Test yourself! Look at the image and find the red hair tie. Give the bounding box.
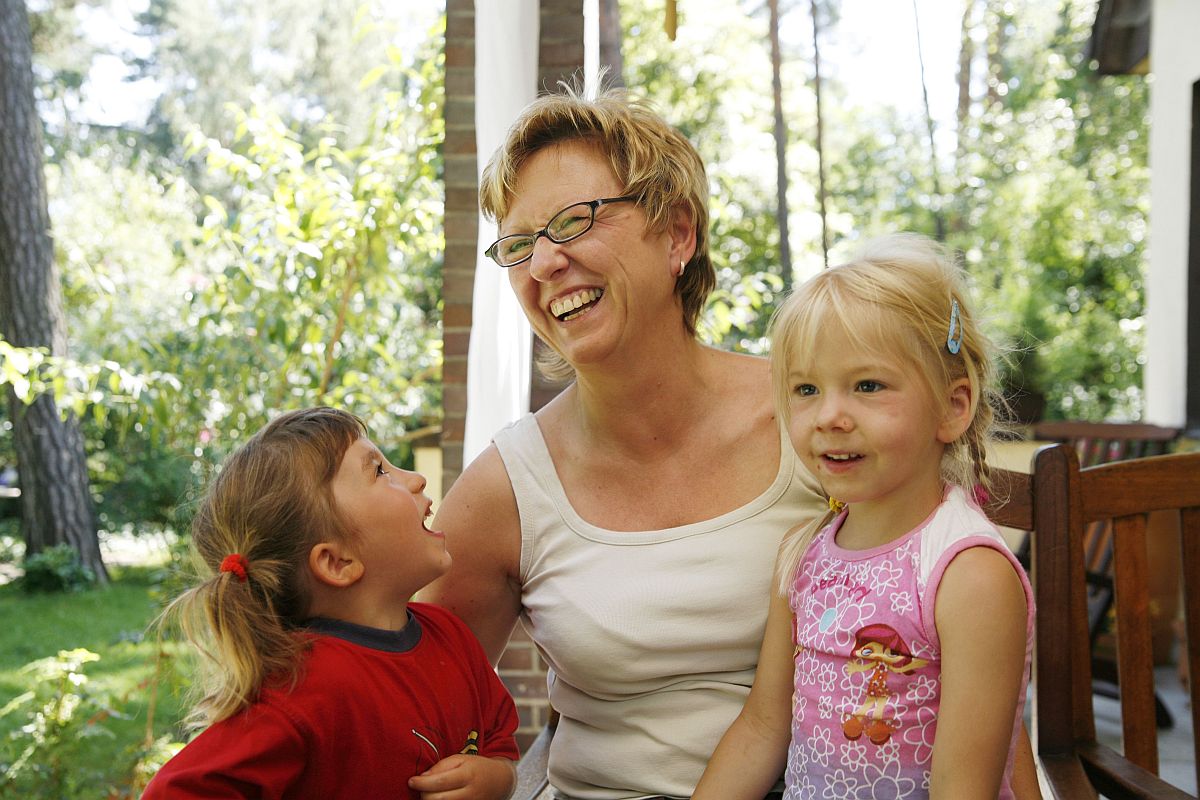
[220,553,249,582]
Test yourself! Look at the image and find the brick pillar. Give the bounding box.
[539,0,585,92]
[442,0,586,754]
[441,0,476,492]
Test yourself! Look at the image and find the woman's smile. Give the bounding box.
[549,287,604,321]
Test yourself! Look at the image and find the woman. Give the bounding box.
[421,89,1040,800]
[421,88,820,799]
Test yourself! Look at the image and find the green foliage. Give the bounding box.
[7,5,447,538]
[178,78,443,453]
[622,0,794,351]
[0,649,112,797]
[0,568,192,797]
[943,0,1148,420]
[19,544,97,594]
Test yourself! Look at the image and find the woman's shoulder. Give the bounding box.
[705,348,778,431]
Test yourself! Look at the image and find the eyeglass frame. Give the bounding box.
[483,195,640,268]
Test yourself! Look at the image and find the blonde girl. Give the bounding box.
[695,235,1035,799]
[144,407,518,799]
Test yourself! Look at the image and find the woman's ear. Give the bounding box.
[666,205,697,270]
[938,377,974,444]
[308,541,364,588]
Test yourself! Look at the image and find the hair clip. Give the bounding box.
[828,497,846,513]
[220,553,249,582]
[946,299,963,355]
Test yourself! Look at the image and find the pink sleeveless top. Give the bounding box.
[784,485,1034,799]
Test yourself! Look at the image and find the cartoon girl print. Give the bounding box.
[843,623,928,745]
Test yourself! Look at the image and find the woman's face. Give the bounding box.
[499,140,688,370]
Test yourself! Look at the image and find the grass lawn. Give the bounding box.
[0,565,193,799]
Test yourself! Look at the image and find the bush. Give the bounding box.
[0,649,114,798]
[19,544,96,593]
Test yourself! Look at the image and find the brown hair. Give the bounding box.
[769,234,1008,594]
[160,407,365,728]
[480,85,714,377]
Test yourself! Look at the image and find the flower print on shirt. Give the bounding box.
[877,738,902,766]
[797,648,821,688]
[890,590,914,616]
[870,560,904,592]
[806,725,837,769]
[840,737,870,772]
[818,662,839,694]
[817,694,836,720]
[904,673,939,705]
[799,574,879,653]
[901,704,938,766]
[855,758,919,800]
[822,769,861,799]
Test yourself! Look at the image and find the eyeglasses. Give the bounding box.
[484,195,639,268]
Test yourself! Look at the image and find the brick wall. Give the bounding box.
[441,0,475,493]
[441,0,585,755]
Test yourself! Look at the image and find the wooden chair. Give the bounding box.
[1027,443,1200,799]
[1021,423,1181,728]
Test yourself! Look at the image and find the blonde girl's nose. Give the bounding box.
[816,395,852,430]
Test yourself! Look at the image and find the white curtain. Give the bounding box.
[463,0,539,465]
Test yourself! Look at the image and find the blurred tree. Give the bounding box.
[0,0,105,580]
[2,3,444,538]
[947,0,1148,420]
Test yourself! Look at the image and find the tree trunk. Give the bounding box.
[956,0,975,153]
[0,0,106,582]
[912,0,946,242]
[809,0,829,269]
[768,0,792,290]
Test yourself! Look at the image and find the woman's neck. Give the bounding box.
[567,336,723,451]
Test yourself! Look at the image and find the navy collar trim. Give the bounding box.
[302,610,422,653]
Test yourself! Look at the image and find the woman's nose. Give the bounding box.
[526,236,569,283]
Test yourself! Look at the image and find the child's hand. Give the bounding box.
[408,754,517,800]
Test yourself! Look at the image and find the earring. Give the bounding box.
[677,260,687,277]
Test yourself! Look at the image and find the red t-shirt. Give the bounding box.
[143,603,518,799]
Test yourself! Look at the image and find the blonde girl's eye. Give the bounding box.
[794,383,817,397]
[856,380,884,394]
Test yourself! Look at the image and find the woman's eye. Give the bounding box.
[375,463,388,477]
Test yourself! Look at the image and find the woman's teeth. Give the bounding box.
[551,288,603,321]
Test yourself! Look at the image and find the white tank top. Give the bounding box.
[494,414,824,799]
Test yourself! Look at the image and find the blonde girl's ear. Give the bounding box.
[937,377,974,445]
[308,541,364,588]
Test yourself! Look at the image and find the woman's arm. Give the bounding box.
[930,547,1029,799]
[692,587,795,800]
[417,445,523,664]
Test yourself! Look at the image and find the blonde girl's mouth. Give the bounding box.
[550,288,603,321]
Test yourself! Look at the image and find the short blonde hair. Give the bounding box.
[769,234,1006,593]
[480,87,714,352]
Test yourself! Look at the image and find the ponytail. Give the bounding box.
[157,408,364,728]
